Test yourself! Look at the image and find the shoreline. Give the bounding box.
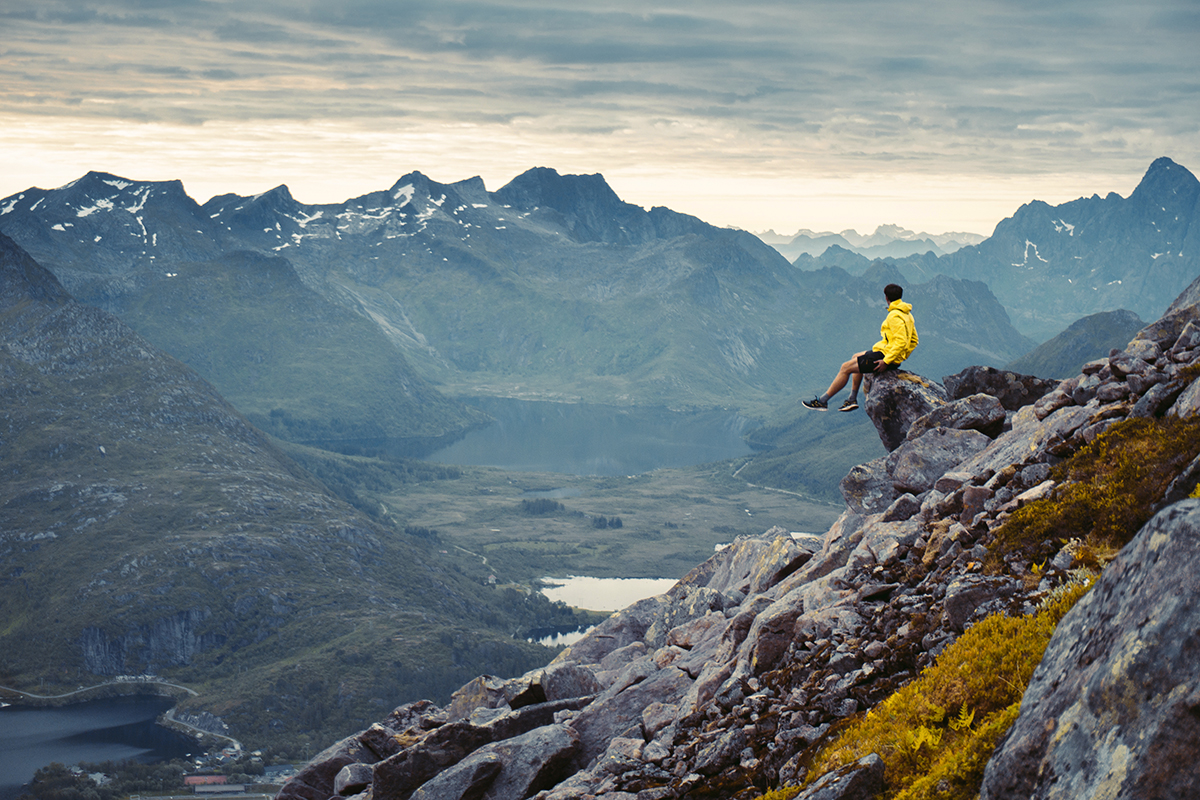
[0,679,197,708]
[1,679,245,755]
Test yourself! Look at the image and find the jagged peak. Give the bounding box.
[65,170,189,199]
[494,167,626,212]
[1130,156,1199,203]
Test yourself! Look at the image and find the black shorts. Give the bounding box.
[857,350,898,374]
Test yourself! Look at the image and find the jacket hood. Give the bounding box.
[889,299,913,314]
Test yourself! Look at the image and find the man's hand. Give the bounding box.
[874,359,889,372]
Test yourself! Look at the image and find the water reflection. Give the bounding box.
[539,576,678,613]
[0,696,193,800]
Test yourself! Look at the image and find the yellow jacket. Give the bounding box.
[873,299,918,365]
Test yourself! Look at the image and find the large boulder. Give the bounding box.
[792,754,885,800]
[905,393,1007,441]
[673,528,814,598]
[886,427,992,495]
[278,732,381,800]
[863,371,950,451]
[942,366,1059,411]
[839,456,897,516]
[981,500,1200,800]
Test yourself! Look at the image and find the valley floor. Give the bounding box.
[379,460,843,588]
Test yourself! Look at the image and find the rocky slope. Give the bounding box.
[278,274,1200,798]
[0,233,580,750]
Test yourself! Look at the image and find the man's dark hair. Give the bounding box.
[884,283,903,302]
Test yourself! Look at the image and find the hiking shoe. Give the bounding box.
[802,397,828,410]
[839,399,859,412]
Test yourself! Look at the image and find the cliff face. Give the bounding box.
[279,274,1200,800]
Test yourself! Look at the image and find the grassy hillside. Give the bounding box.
[0,238,584,753]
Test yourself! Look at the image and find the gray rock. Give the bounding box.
[839,456,897,515]
[981,501,1200,800]
[942,575,1021,632]
[1123,337,1161,362]
[1167,376,1200,418]
[863,370,950,451]
[409,753,502,800]
[956,404,1093,479]
[693,728,748,775]
[933,470,971,494]
[960,485,992,523]
[446,676,510,720]
[881,492,922,522]
[775,510,869,593]
[597,641,647,673]
[942,366,1059,411]
[1169,320,1200,355]
[569,665,693,764]
[906,393,1007,441]
[476,725,580,800]
[360,722,405,761]
[1131,303,1200,348]
[277,732,380,800]
[794,754,885,800]
[674,528,811,598]
[1107,352,1152,378]
[1129,377,1187,418]
[556,596,665,666]
[1071,373,1101,404]
[1031,387,1074,420]
[334,764,374,796]
[643,585,728,649]
[1019,462,1052,487]
[1094,380,1130,403]
[887,427,992,495]
[372,721,496,800]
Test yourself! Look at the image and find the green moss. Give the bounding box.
[777,580,1091,800]
[992,415,1200,565]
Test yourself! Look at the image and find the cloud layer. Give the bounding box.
[2,0,1198,232]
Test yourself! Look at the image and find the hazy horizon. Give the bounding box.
[2,0,1196,235]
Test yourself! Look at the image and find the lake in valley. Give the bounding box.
[0,696,195,800]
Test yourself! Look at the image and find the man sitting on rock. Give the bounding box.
[803,283,919,411]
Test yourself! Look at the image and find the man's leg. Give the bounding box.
[815,351,866,402]
[805,351,867,410]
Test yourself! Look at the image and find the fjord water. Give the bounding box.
[0,696,194,799]
[425,398,755,474]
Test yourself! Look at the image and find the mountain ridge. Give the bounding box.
[1,167,1035,428]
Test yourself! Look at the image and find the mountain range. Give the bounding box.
[755,225,986,262]
[796,157,1200,343]
[0,167,1035,459]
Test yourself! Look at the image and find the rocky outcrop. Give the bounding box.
[942,365,1059,411]
[280,288,1200,800]
[861,370,949,451]
[981,500,1200,799]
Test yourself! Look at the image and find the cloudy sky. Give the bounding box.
[2,0,1197,236]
